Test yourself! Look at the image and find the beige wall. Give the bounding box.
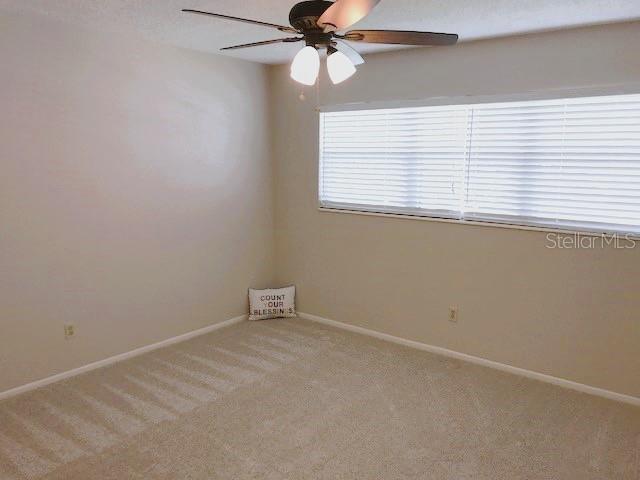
[0,11,275,392]
[270,22,640,398]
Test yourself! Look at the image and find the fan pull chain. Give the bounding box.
[315,71,321,112]
[296,73,321,110]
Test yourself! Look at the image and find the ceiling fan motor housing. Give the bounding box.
[289,1,334,33]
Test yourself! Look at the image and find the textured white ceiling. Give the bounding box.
[1,0,639,64]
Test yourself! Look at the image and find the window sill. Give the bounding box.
[318,206,640,241]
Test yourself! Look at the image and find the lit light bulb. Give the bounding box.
[327,50,356,85]
[290,46,320,86]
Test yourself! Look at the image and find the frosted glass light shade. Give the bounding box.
[290,46,320,86]
[327,50,356,85]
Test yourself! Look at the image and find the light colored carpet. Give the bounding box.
[0,318,638,479]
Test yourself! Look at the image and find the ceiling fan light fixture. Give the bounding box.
[290,46,320,86]
[327,49,357,85]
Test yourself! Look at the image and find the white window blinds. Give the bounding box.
[319,93,640,235]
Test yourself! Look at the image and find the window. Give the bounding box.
[319,93,640,235]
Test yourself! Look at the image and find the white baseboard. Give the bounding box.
[4,312,637,407]
[0,315,246,402]
[298,312,640,407]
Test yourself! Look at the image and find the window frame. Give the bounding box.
[318,86,640,239]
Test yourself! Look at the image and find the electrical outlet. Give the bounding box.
[64,324,75,339]
[448,307,458,323]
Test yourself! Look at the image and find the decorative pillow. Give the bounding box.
[248,286,296,321]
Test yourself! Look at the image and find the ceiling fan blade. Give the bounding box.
[334,40,365,65]
[317,0,381,33]
[344,30,459,46]
[182,9,298,34]
[220,37,304,51]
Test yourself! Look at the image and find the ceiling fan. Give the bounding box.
[183,0,458,86]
